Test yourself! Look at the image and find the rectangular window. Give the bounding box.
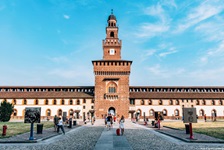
[109,87,116,93]
[129,99,135,105]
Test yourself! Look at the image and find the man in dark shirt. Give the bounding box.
[106,114,112,130]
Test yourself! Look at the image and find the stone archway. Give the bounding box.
[108,107,116,116]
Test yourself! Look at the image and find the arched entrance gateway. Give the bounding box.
[108,107,116,116]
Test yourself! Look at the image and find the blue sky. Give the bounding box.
[0,0,224,86]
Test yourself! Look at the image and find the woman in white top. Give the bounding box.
[119,115,125,135]
[57,117,65,134]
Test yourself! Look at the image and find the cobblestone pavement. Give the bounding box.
[125,121,224,150]
[0,123,104,150]
[136,121,224,143]
[1,120,224,150]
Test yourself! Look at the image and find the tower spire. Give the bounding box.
[111,9,113,14]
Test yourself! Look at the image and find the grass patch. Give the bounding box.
[0,121,54,138]
[161,120,224,140]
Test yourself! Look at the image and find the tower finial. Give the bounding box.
[111,9,113,14]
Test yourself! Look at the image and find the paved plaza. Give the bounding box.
[1,119,224,150]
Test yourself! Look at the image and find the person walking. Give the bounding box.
[106,113,112,130]
[54,115,59,132]
[113,115,116,124]
[91,116,95,125]
[57,117,65,134]
[204,114,207,122]
[119,115,125,136]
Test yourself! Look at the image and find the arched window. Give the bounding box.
[202,100,206,105]
[169,100,173,105]
[211,100,215,105]
[69,99,73,105]
[220,100,223,105]
[46,109,51,116]
[175,100,179,105]
[196,100,199,105]
[53,99,57,105]
[69,109,73,116]
[130,99,135,105]
[159,100,162,105]
[141,99,144,105]
[45,99,49,105]
[13,109,17,116]
[13,99,16,105]
[108,82,117,93]
[149,109,154,116]
[35,99,38,105]
[58,109,62,116]
[148,100,152,105]
[61,99,65,105]
[77,100,80,105]
[199,109,204,116]
[91,99,94,103]
[136,109,141,117]
[163,109,167,116]
[83,99,86,103]
[174,109,179,116]
[23,99,27,105]
[110,31,114,37]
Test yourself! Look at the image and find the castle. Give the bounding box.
[1,12,224,120]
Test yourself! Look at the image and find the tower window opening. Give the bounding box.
[109,87,116,93]
[108,83,117,93]
[110,32,114,37]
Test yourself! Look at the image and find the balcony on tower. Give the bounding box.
[103,39,122,46]
[104,93,119,100]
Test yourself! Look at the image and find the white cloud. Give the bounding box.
[189,67,224,82]
[136,23,169,38]
[47,56,69,63]
[146,49,156,56]
[135,3,171,39]
[48,65,93,82]
[175,1,224,33]
[198,40,224,65]
[146,64,163,76]
[63,14,70,19]
[144,4,167,23]
[195,19,224,42]
[162,0,177,9]
[158,47,177,57]
[157,43,178,58]
[195,17,224,65]
[145,64,185,78]
[140,49,156,62]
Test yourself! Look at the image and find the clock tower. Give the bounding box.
[92,11,132,118]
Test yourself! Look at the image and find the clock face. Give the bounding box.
[110,49,115,55]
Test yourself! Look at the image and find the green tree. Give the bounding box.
[0,100,14,122]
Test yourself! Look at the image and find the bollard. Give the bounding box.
[2,125,7,136]
[158,119,160,130]
[144,121,147,125]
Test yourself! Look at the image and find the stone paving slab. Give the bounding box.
[94,121,133,150]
